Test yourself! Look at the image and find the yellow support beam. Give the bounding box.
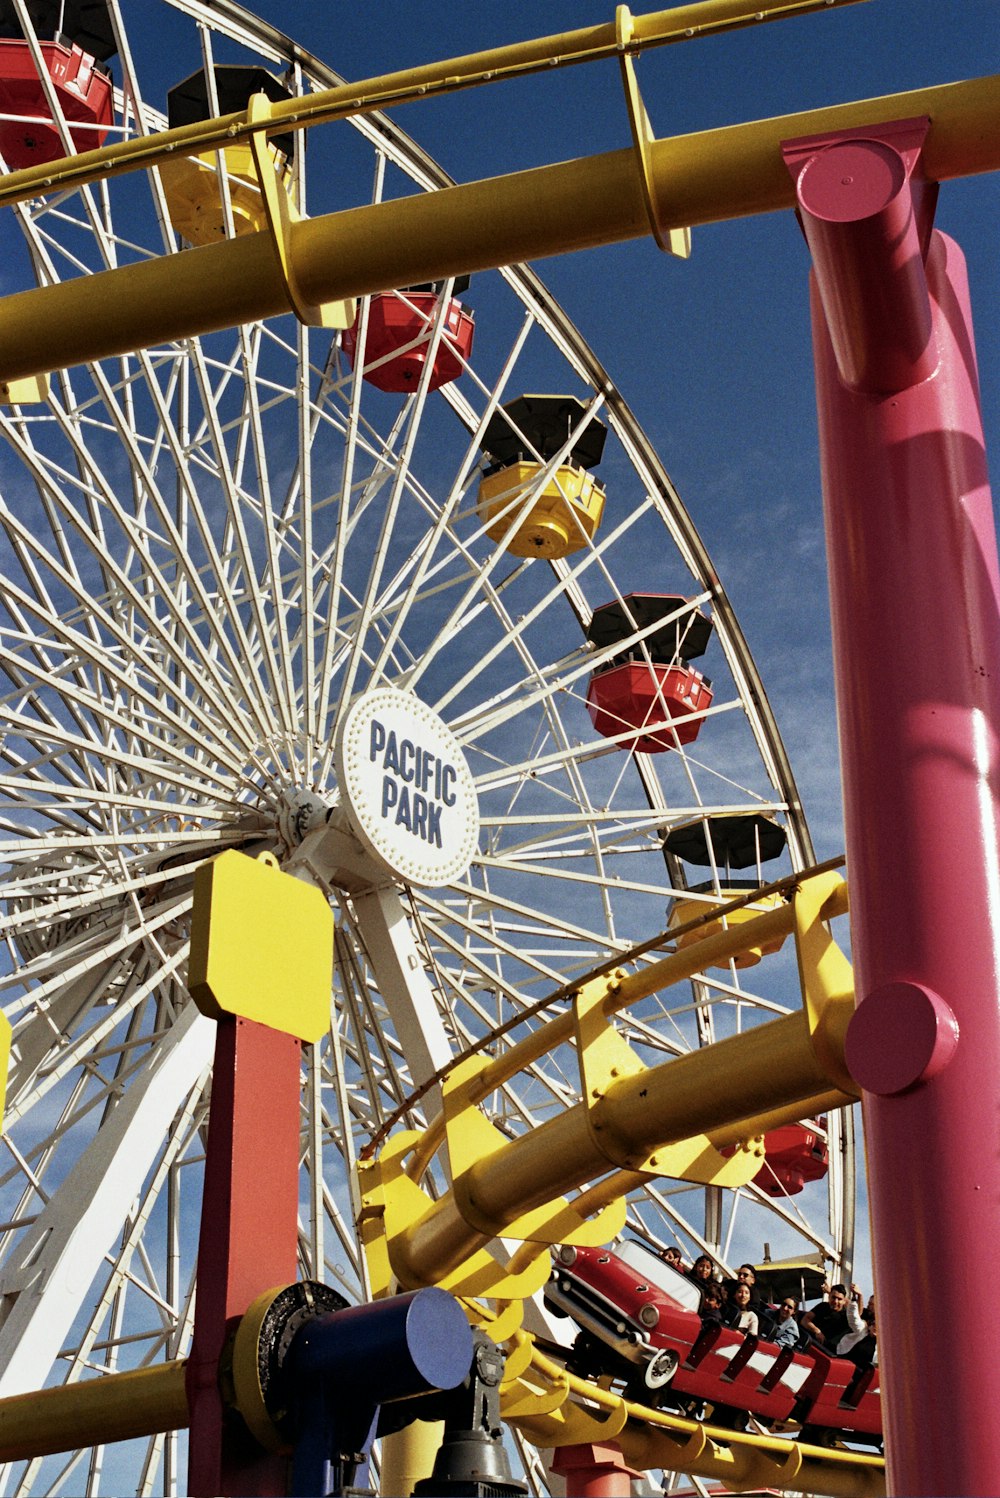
[0,72,995,386]
[0,0,867,211]
[0,1361,188,1462]
[393,1008,858,1283]
[614,1407,884,1498]
[404,873,849,1182]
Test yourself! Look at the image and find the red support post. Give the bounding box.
[550,1441,639,1497]
[186,1016,302,1496]
[785,125,1000,1495]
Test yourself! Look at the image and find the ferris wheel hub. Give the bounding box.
[276,788,338,851]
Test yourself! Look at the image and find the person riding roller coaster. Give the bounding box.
[800,1282,855,1350]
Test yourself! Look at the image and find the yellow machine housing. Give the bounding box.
[160,141,291,246]
[477,461,605,559]
[668,889,788,970]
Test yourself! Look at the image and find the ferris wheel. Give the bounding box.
[0,1,855,1492]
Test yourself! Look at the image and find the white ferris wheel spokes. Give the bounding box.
[0,2,852,1492]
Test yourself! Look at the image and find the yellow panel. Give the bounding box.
[187,850,333,1042]
[443,1054,625,1245]
[793,869,856,1094]
[460,1296,524,1344]
[359,1129,550,1304]
[617,10,692,259]
[500,1371,570,1421]
[499,1330,535,1386]
[0,1009,11,1134]
[0,374,48,405]
[574,977,764,1184]
[537,1393,629,1446]
[246,93,356,330]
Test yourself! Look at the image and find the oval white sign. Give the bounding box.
[335,688,479,887]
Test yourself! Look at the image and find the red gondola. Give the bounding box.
[0,37,111,167]
[586,660,713,752]
[752,1122,829,1197]
[586,594,714,752]
[342,288,475,393]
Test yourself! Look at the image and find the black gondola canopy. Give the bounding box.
[481,394,607,471]
[404,276,471,296]
[664,813,787,869]
[586,594,713,663]
[0,0,115,58]
[168,65,296,159]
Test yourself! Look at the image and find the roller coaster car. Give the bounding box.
[544,1240,881,1443]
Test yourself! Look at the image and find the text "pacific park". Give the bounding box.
[370,718,459,848]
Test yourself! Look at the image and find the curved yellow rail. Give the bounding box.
[365,869,885,1493]
[503,1337,884,1498]
[360,871,855,1297]
[0,869,879,1493]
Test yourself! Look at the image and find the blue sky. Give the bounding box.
[241,0,999,864]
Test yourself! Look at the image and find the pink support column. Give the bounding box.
[550,1442,639,1497]
[784,124,1000,1495]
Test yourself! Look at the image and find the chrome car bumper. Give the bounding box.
[544,1271,652,1366]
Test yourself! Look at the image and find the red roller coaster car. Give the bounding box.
[544,1240,881,1445]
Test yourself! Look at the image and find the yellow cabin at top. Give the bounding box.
[160,65,295,246]
[476,394,608,560]
[668,886,788,970]
[477,460,605,559]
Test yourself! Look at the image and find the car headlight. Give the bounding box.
[638,1303,660,1328]
[555,1245,577,1267]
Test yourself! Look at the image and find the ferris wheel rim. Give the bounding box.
[0,5,855,1492]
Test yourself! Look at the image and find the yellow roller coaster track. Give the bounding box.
[0,0,996,393]
[503,1335,883,1498]
[356,867,885,1494]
